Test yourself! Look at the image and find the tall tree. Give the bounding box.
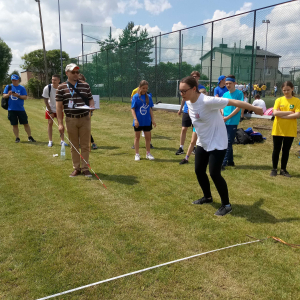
[21,49,70,85]
[0,38,13,85]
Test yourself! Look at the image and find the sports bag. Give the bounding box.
[235,128,253,145]
[1,85,12,110]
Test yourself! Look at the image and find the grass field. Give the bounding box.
[1,99,300,299]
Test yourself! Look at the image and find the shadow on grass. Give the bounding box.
[234,164,271,170]
[97,146,120,150]
[21,141,48,146]
[152,135,174,140]
[211,199,300,224]
[91,172,139,185]
[154,158,179,163]
[154,147,178,152]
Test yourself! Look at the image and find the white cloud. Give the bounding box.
[172,22,187,32]
[144,0,171,15]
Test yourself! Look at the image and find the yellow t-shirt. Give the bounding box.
[253,84,257,91]
[262,85,266,91]
[272,96,300,137]
[131,87,138,98]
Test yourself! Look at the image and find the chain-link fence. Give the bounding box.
[70,0,300,103]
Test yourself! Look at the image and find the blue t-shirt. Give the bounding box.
[131,93,154,127]
[183,84,205,113]
[4,84,27,111]
[214,86,228,98]
[223,89,244,125]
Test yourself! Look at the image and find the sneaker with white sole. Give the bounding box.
[60,141,68,146]
[135,154,140,161]
[48,141,53,147]
[146,153,155,160]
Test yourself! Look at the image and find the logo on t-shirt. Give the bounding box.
[290,104,295,109]
[11,95,19,100]
[140,104,148,115]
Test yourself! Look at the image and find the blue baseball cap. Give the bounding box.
[218,75,226,85]
[11,74,19,80]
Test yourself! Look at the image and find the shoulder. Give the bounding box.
[78,80,90,88]
[58,82,67,90]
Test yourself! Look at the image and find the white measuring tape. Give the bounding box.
[36,239,261,300]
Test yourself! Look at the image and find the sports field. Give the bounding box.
[1,99,300,299]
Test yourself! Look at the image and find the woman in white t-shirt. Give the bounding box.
[180,76,263,216]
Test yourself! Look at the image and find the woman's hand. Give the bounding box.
[252,106,263,116]
[134,119,139,128]
[152,121,156,128]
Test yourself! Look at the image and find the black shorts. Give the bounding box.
[8,110,28,126]
[134,123,153,132]
[182,112,192,127]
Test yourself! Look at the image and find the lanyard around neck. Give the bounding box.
[67,82,77,97]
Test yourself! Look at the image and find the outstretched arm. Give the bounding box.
[227,99,263,115]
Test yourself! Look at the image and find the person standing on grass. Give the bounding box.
[42,74,68,147]
[214,75,228,98]
[240,91,249,120]
[56,63,95,178]
[176,71,205,155]
[180,88,207,165]
[131,80,156,161]
[3,74,36,143]
[274,84,278,97]
[262,83,267,98]
[221,75,244,170]
[270,81,300,178]
[78,73,98,150]
[180,76,263,216]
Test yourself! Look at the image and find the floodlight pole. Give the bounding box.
[262,19,270,84]
[35,0,49,84]
[58,0,64,82]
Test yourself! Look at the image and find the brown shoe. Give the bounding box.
[69,170,81,177]
[82,170,92,177]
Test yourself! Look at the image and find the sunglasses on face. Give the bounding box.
[71,70,79,74]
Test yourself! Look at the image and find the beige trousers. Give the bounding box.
[65,115,91,171]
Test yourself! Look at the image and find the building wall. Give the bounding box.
[20,71,34,86]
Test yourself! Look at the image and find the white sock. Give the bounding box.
[180,145,184,149]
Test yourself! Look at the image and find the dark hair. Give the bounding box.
[243,91,248,97]
[52,74,60,80]
[190,71,201,77]
[78,73,86,82]
[180,76,200,94]
[226,74,235,80]
[138,80,149,105]
[282,81,294,96]
[255,94,261,99]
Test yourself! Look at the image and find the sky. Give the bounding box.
[0,0,299,74]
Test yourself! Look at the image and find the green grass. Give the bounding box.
[1,99,300,300]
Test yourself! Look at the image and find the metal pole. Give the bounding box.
[81,24,84,72]
[209,22,214,95]
[237,40,241,82]
[36,0,49,84]
[249,11,257,104]
[178,30,182,104]
[155,36,158,103]
[201,36,203,74]
[159,32,161,64]
[121,47,123,102]
[107,49,110,100]
[262,20,270,84]
[220,38,223,76]
[58,0,64,82]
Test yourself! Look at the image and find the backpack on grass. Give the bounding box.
[235,128,253,145]
[1,85,12,110]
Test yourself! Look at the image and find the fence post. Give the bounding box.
[249,10,256,104]
[155,36,158,103]
[121,47,123,102]
[178,30,182,104]
[209,22,214,95]
[107,49,110,100]
[201,36,203,75]
[135,41,138,86]
[159,32,161,64]
[96,53,99,96]
[81,24,84,73]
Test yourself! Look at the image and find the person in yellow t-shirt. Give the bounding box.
[261,83,267,97]
[253,83,258,97]
[131,86,154,149]
[270,81,300,177]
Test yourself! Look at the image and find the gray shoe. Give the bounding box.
[193,197,213,205]
[214,205,232,216]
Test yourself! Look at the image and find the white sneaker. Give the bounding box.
[135,154,140,161]
[48,141,53,147]
[146,153,155,160]
[142,131,145,137]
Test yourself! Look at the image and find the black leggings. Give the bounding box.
[195,146,230,205]
[272,136,294,170]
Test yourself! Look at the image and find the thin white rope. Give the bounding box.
[44,107,106,187]
[36,239,261,300]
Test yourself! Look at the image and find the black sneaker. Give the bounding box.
[214,205,232,216]
[175,147,184,155]
[193,197,213,205]
[28,136,36,142]
[270,169,277,177]
[192,147,196,155]
[179,158,189,165]
[15,137,20,143]
[228,162,235,167]
[280,169,291,177]
[150,144,154,149]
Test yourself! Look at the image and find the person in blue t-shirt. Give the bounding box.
[3,74,36,143]
[176,71,205,155]
[131,80,156,161]
[221,75,243,170]
[214,75,228,98]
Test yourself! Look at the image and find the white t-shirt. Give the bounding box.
[244,97,249,103]
[238,84,244,91]
[42,84,57,112]
[186,94,229,151]
[252,99,266,113]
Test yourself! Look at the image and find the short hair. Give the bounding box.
[226,75,235,80]
[255,94,260,99]
[180,76,200,94]
[190,71,201,77]
[52,74,60,79]
[78,73,86,82]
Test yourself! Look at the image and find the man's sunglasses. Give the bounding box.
[71,70,79,74]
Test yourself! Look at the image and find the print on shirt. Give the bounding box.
[140,104,149,115]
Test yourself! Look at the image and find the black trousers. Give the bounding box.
[272,136,294,170]
[195,146,230,205]
[91,135,94,143]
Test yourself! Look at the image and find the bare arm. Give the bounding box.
[281,112,300,119]
[43,98,52,112]
[227,99,263,115]
[17,95,27,100]
[223,107,240,122]
[56,101,64,134]
[150,108,156,127]
[273,109,293,117]
[89,98,95,108]
[178,98,185,115]
[131,108,139,128]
